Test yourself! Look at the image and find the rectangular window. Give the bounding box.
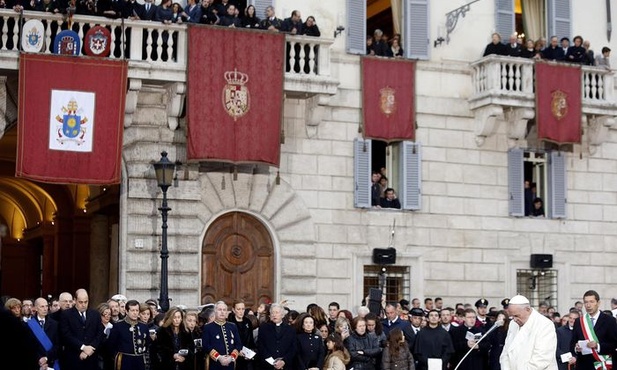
[508,148,566,218]
[516,268,558,309]
[354,139,421,210]
[364,265,410,305]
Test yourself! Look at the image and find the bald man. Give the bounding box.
[500,295,557,370]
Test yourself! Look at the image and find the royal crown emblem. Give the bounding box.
[379,86,396,116]
[551,90,568,120]
[54,97,89,145]
[222,68,250,120]
[53,30,81,55]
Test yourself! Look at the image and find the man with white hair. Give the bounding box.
[500,295,558,370]
[256,303,296,370]
[202,301,242,370]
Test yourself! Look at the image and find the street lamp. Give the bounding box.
[153,151,175,312]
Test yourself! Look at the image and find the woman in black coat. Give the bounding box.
[228,300,256,370]
[241,5,261,28]
[150,307,195,370]
[294,313,326,370]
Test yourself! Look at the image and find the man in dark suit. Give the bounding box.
[0,306,40,370]
[449,308,488,370]
[257,303,296,370]
[383,303,416,350]
[506,33,522,57]
[60,288,105,370]
[29,297,61,369]
[135,0,157,20]
[570,290,617,370]
[557,310,578,370]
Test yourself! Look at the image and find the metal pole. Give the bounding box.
[158,186,171,312]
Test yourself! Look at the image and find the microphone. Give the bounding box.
[453,319,504,370]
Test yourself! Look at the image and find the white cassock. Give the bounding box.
[500,308,558,370]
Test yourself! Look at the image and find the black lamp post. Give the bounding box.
[153,151,175,312]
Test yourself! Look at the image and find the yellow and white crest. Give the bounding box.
[550,90,568,120]
[379,87,396,116]
[222,68,250,121]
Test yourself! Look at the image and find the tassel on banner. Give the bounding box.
[363,141,367,152]
[275,171,280,185]
[221,175,226,190]
[412,143,417,154]
[386,145,390,156]
[233,166,238,181]
[280,128,285,144]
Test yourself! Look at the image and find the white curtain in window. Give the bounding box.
[391,0,401,35]
[521,0,546,40]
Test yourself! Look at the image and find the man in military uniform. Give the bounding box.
[106,299,151,370]
[202,301,242,370]
[475,299,490,327]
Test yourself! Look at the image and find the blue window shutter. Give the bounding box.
[249,0,273,18]
[404,0,429,60]
[508,148,524,217]
[495,0,514,41]
[347,0,366,54]
[548,151,567,218]
[547,0,571,39]
[354,138,372,208]
[400,141,422,210]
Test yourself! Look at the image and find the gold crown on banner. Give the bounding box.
[224,68,249,85]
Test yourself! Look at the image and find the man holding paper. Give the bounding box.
[570,290,617,370]
[499,295,557,370]
[556,310,579,370]
[202,301,243,370]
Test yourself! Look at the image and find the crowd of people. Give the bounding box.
[483,32,611,69]
[1,0,321,36]
[371,169,401,209]
[366,29,404,58]
[3,289,617,370]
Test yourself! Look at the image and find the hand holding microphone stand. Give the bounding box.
[453,319,504,370]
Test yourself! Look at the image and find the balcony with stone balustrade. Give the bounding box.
[468,55,616,152]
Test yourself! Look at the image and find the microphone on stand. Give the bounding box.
[453,319,504,370]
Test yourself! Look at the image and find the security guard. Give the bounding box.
[474,299,489,327]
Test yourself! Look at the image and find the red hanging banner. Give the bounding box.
[362,57,416,142]
[535,62,582,145]
[16,53,127,184]
[186,26,285,166]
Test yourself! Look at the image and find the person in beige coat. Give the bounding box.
[324,335,349,370]
[500,295,558,370]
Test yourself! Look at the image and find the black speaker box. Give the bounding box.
[530,254,553,269]
[373,247,396,265]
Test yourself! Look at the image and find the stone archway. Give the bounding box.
[202,212,274,308]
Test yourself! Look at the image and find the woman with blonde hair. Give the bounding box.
[150,306,195,370]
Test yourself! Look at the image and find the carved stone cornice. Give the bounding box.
[124,78,142,128]
[166,82,186,131]
[504,107,535,148]
[586,115,616,155]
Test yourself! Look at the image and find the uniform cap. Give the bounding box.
[475,299,488,308]
[410,308,425,317]
[111,294,127,302]
[501,298,510,308]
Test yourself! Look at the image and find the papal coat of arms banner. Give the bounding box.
[16,53,127,184]
[361,56,416,143]
[186,25,285,166]
[535,62,582,145]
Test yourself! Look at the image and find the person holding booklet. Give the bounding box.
[202,301,243,370]
[570,290,617,370]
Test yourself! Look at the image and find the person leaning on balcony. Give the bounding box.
[302,16,321,37]
[241,4,261,28]
[506,33,522,57]
[565,35,586,63]
[482,32,507,57]
[219,4,241,27]
[135,0,157,20]
[199,0,217,25]
[34,0,60,13]
[281,9,303,35]
[541,36,565,61]
[595,46,611,69]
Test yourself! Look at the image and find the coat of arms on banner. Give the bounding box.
[379,87,396,116]
[222,68,250,121]
[53,30,81,55]
[21,19,45,53]
[49,90,95,152]
[551,90,568,120]
[85,26,111,57]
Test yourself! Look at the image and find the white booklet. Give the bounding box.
[578,340,593,355]
[428,358,442,370]
[241,346,256,360]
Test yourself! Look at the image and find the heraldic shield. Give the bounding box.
[62,114,82,138]
[222,69,250,120]
[85,26,111,57]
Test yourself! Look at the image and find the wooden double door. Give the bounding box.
[201,212,274,309]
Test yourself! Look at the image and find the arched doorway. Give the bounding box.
[202,212,274,308]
